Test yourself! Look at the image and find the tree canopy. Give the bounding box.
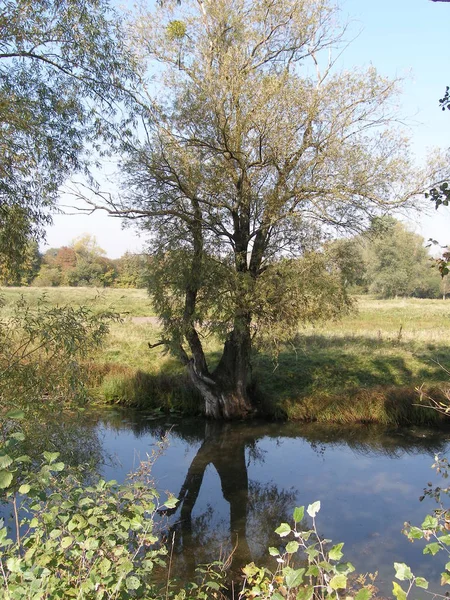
[0,0,135,274]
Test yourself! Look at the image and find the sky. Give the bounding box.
[44,0,450,258]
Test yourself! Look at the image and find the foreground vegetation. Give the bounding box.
[2,288,450,424]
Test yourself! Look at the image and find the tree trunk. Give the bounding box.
[185,319,255,419]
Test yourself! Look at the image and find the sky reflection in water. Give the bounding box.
[96,413,450,596]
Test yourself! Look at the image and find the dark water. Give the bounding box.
[4,411,450,596]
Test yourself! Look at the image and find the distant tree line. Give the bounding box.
[326,216,449,299]
[0,234,149,288]
[1,222,446,298]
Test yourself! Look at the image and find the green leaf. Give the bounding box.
[407,527,423,540]
[329,543,344,561]
[18,484,31,494]
[0,470,13,489]
[6,557,21,573]
[394,563,413,581]
[329,574,347,590]
[99,558,112,575]
[424,542,440,556]
[5,409,25,420]
[0,455,13,469]
[415,577,428,589]
[296,586,314,600]
[441,572,450,586]
[285,567,305,588]
[10,432,25,442]
[206,581,221,591]
[126,576,141,591]
[293,507,304,523]
[392,582,407,600]
[355,588,372,600]
[268,547,280,556]
[163,496,178,510]
[421,515,438,529]
[306,565,319,577]
[61,536,73,549]
[439,534,450,545]
[286,541,299,554]
[43,452,60,464]
[275,523,291,537]
[307,501,320,518]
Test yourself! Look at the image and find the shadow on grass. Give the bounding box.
[252,334,450,425]
[90,333,450,425]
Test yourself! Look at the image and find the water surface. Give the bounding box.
[96,412,450,596]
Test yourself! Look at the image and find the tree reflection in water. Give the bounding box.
[161,421,297,583]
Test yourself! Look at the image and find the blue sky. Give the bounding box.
[45,0,450,257]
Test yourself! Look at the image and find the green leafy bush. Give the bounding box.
[0,294,118,412]
[0,422,226,599]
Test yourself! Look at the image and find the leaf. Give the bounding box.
[407,527,423,540]
[18,484,31,494]
[5,409,25,420]
[423,542,440,556]
[293,507,304,523]
[126,576,141,591]
[0,455,13,469]
[286,541,299,554]
[329,543,344,561]
[394,563,413,581]
[6,557,21,573]
[43,451,60,464]
[441,572,450,586]
[268,547,280,556]
[329,574,347,590]
[206,581,221,591]
[355,588,372,600]
[61,536,73,549]
[392,582,407,600]
[421,515,438,529]
[285,567,305,588]
[275,523,291,537]
[415,577,428,589]
[307,501,320,518]
[296,586,314,600]
[0,470,13,489]
[163,495,178,510]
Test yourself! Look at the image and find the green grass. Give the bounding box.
[0,286,155,317]
[3,288,450,423]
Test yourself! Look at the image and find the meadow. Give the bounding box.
[2,287,450,424]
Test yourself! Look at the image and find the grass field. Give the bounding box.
[3,287,450,423]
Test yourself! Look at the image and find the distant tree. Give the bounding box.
[33,235,118,287]
[114,252,150,288]
[363,218,441,298]
[324,238,367,290]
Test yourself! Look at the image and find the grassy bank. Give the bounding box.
[2,288,450,424]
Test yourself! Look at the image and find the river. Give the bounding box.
[3,410,450,597]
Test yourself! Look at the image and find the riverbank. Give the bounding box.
[2,287,450,424]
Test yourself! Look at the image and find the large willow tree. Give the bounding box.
[96,0,433,418]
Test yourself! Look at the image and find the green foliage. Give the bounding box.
[363,218,441,299]
[239,502,372,600]
[0,423,226,599]
[114,253,150,289]
[0,294,117,411]
[0,0,136,278]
